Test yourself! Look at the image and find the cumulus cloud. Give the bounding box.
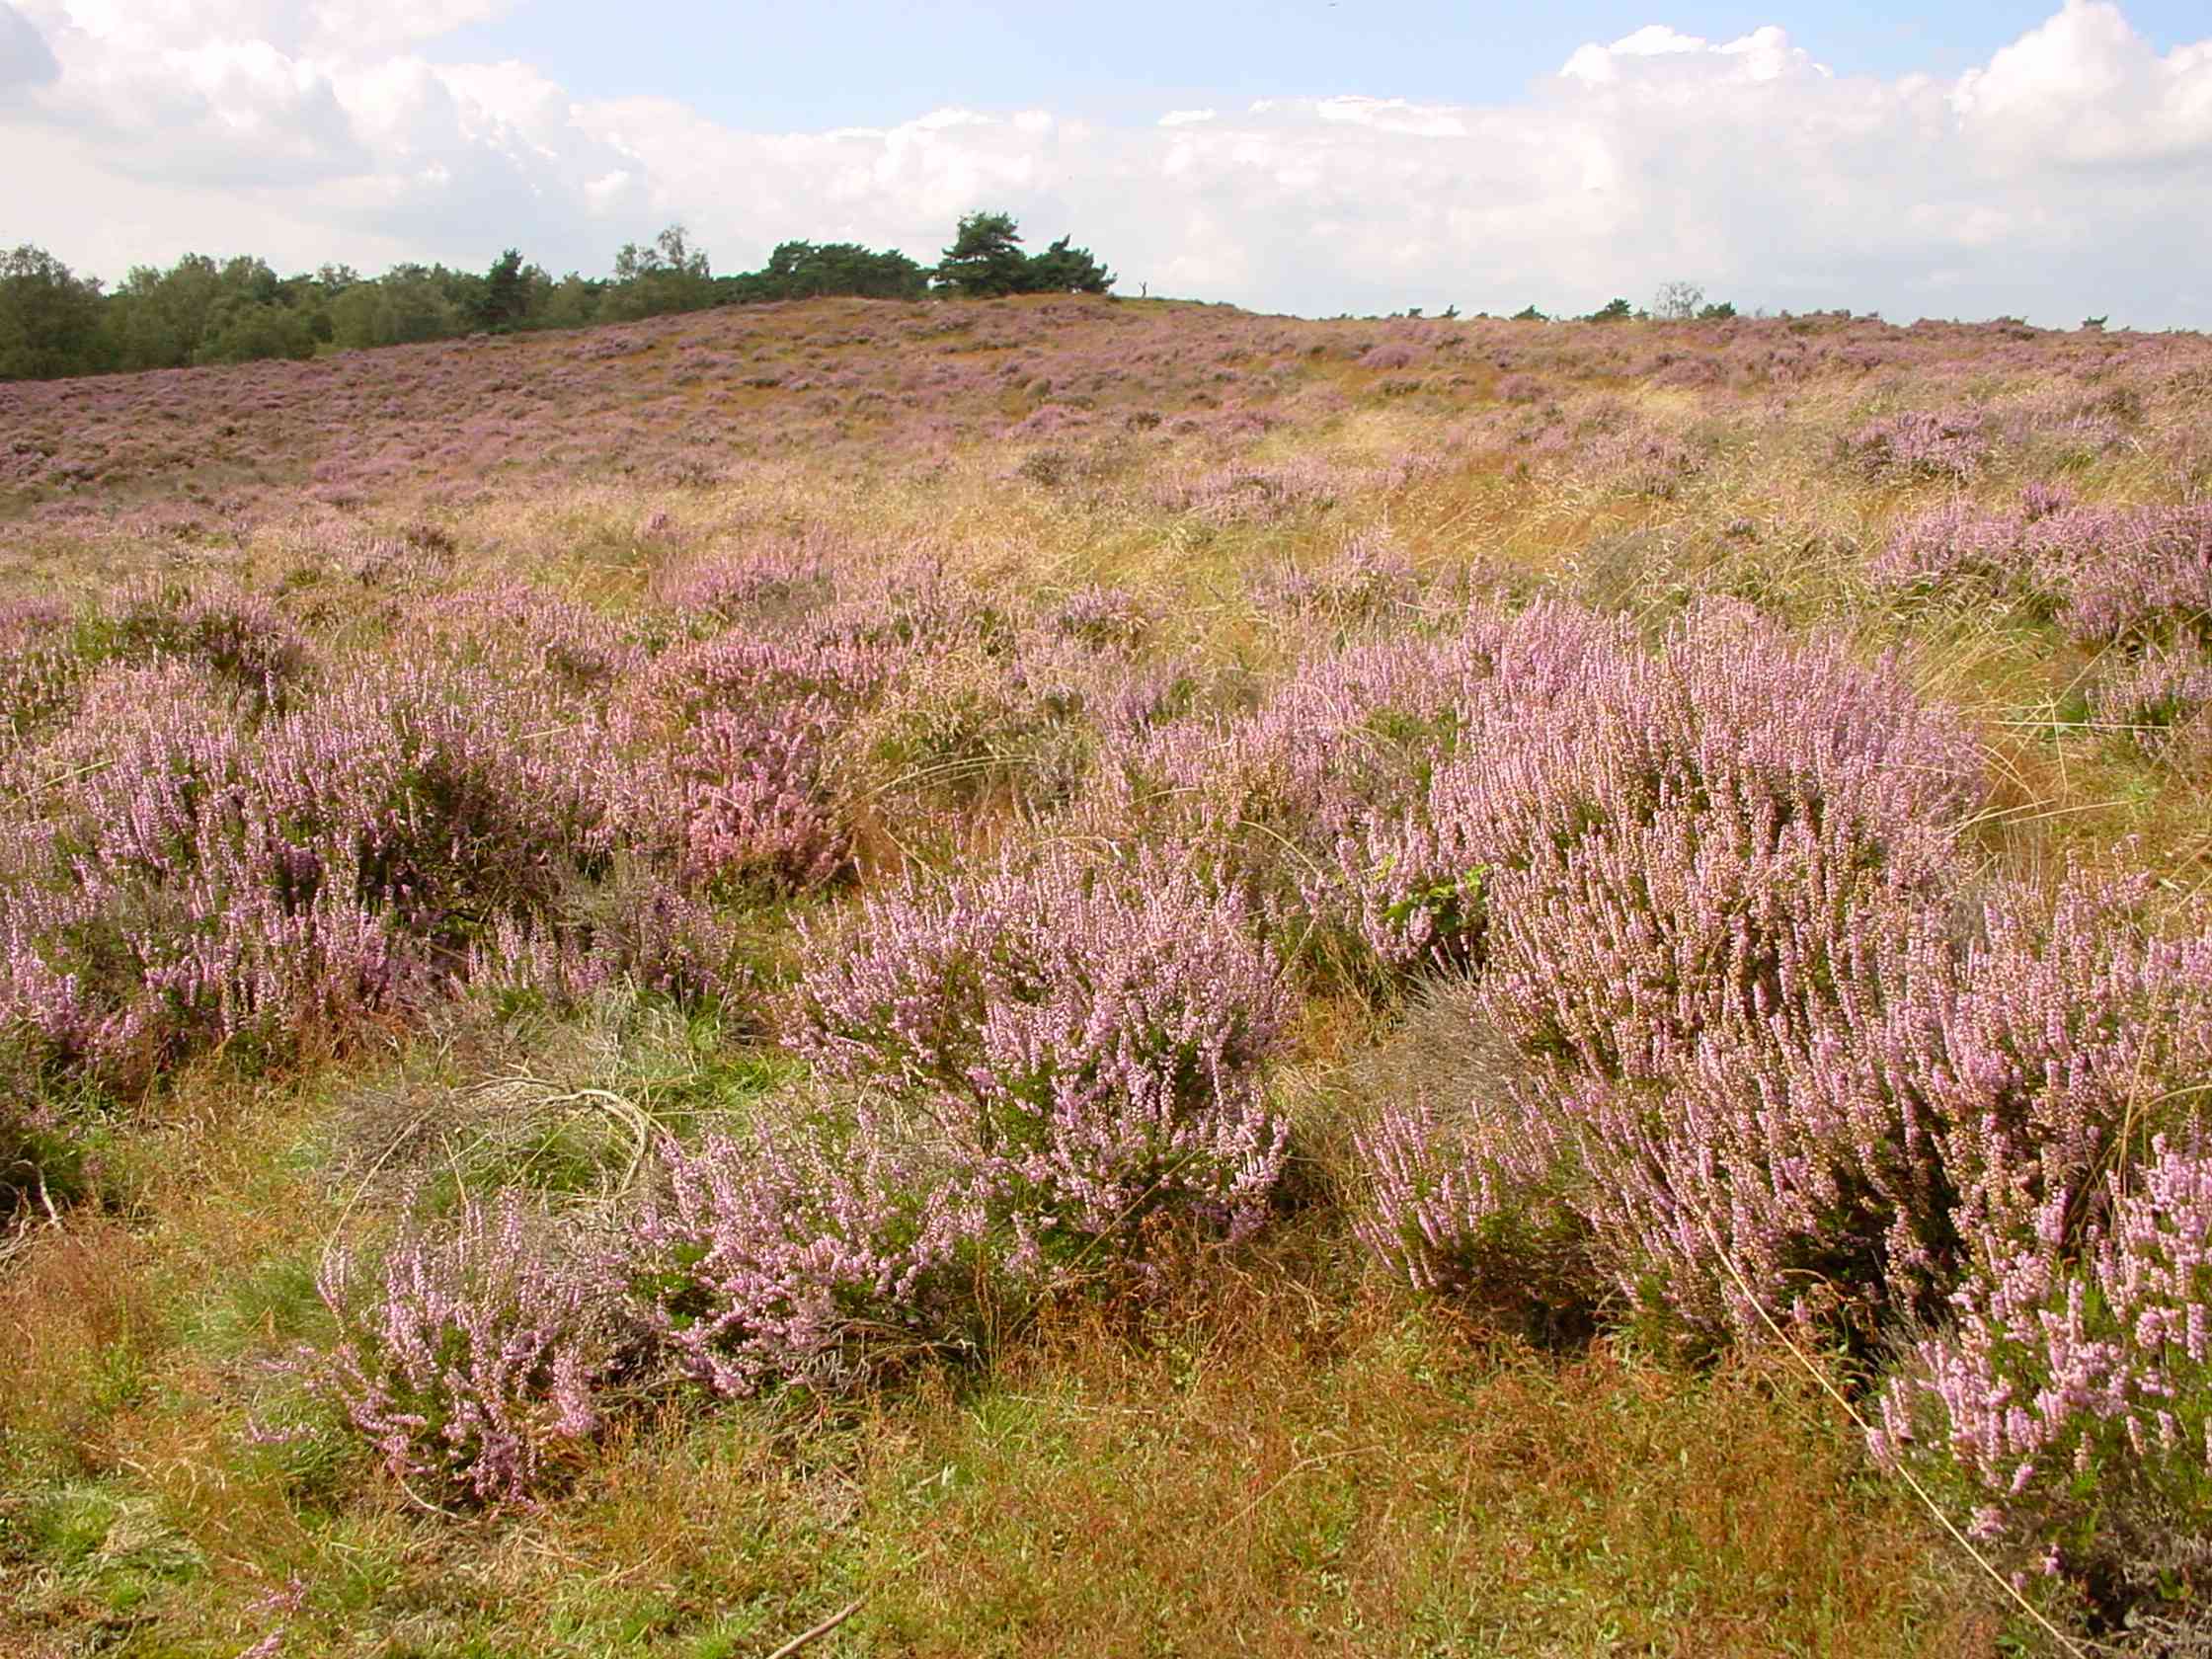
[1561,23,1821,86]
[3,0,2210,327]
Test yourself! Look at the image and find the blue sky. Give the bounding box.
[432,1,2210,122]
[5,1,2212,327]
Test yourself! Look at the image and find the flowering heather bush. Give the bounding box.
[1005,403,1095,441]
[1651,354,1725,389]
[1843,408,1991,481]
[1248,528,1421,626]
[1619,871,2211,1349]
[421,583,644,696]
[630,1103,989,1396]
[303,1193,627,1507]
[790,844,1293,1247]
[1874,1132,2212,1619]
[1365,848,2212,1361]
[0,656,626,1086]
[608,627,895,894]
[1574,425,1702,498]
[1461,683,1972,1077]
[1085,627,1515,982]
[1869,498,2035,593]
[1154,622,1524,834]
[686,709,842,889]
[1873,492,2212,648]
[1160,456,1352,526]
[0,663,404,1081]
[1352,609,2014,1344]
[98,577,314,708]
[2092,646,2212,761]
[810,562,1018,659]
[999,631,1189,748]
[254,660,620,931]
[1919,875,2212,1269]
[1327,604,1982,989]
[0,598,85,752]
[1050,583,1149,648]
[1358,342,1424,371]
[658,536,840,625]
[2062,504,2212,648]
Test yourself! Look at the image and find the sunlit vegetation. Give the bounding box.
[5,290,2212,1654]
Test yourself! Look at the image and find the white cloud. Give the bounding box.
[1560,22,1824,89]
[2,2,2210,327]
[1949,0,2212,167]
[1314,96,1467,138]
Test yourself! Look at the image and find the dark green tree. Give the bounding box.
[541,273,603,329]
[721,241,929,302]
[195,296,316,363]
[0,245,109,380]
[1023,234,1114,294]
[98,253,318,368]
[108,254,226,368]
[1588,297,1633,323]
[606,224,713,320]
[476,249,530,332]
[329,265,464,349]
[936,210,1030,297]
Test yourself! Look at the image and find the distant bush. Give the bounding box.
[98,577,314,707]
[1872,493,2212,649]
[1051,584,1150,648]
[1248,528,1420,625]
[1358,342,1423,371]
[1841,408,1991,482]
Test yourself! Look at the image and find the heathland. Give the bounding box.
[5,293,2212,1656]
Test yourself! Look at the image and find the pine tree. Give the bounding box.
[936,211,1031,297]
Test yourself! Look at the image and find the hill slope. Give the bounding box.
[7,296,2212,1655]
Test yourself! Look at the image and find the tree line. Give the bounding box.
[0,211,1112,383]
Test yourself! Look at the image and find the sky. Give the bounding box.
[3,1,2210,327]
